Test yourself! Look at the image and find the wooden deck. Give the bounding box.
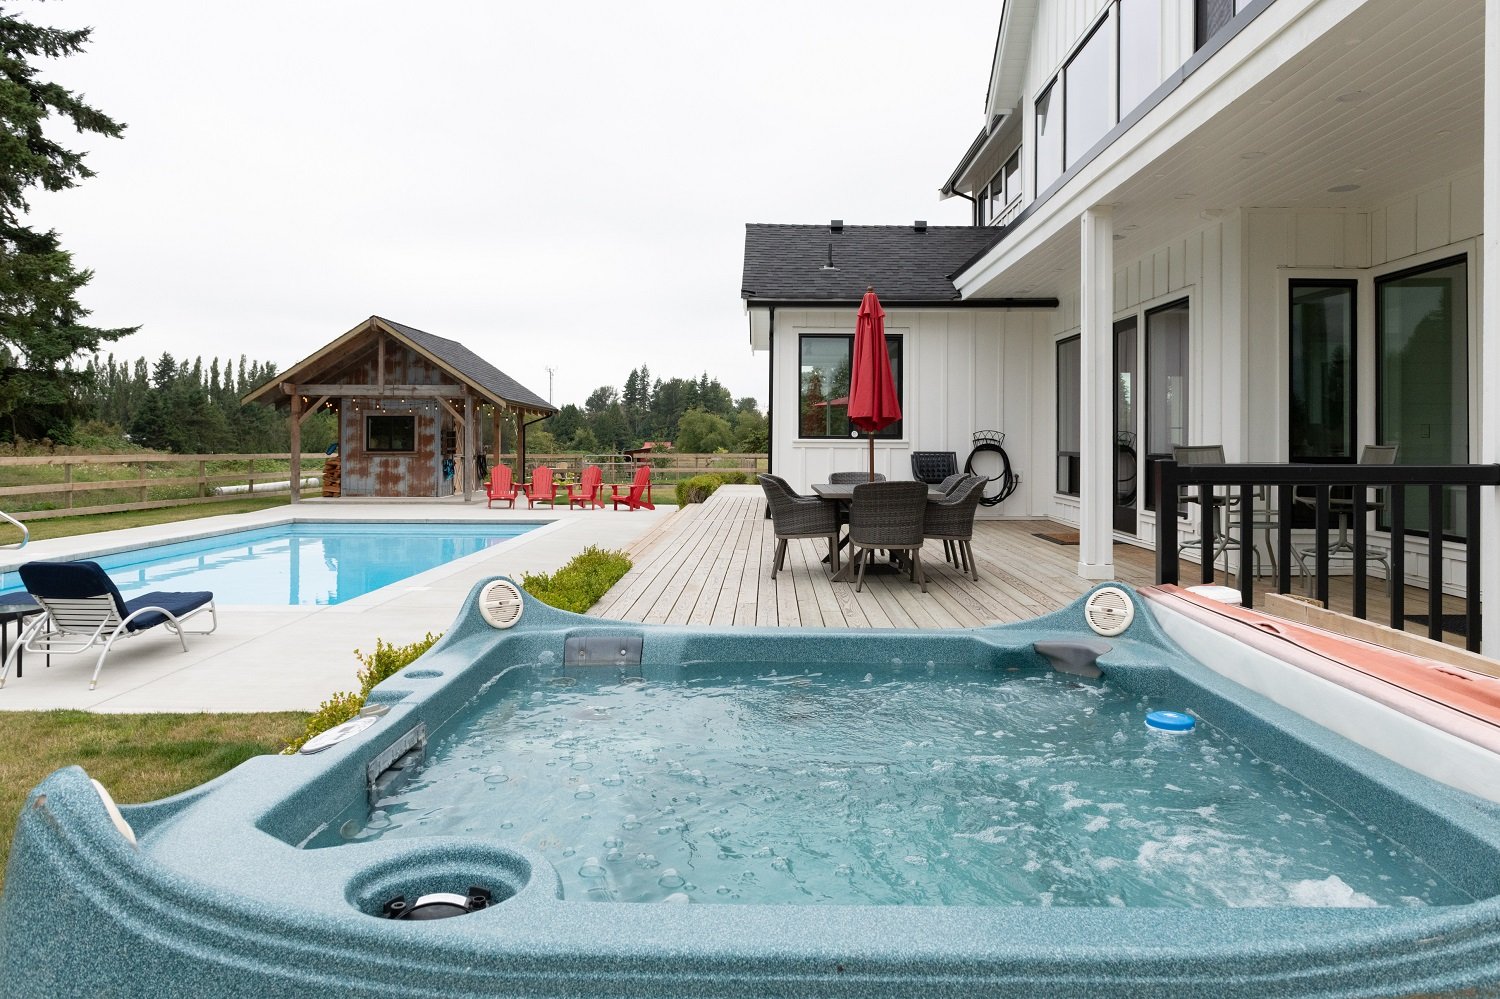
[593,485,1157,628]
[595,485,1469,639]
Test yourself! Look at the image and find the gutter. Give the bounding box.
[742,298,1058,310]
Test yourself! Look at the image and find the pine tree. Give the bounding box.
[0,8,135,440]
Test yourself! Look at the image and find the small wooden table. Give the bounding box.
[0,594,43,678]
[809,483,947,580]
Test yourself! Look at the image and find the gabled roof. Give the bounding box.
[242,316,555,414]
[741,224,1006,304]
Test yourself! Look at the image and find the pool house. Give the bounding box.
[744,0,1500,653]
[244,315,555,502]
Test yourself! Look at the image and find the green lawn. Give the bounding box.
[0,709,308,892]
[0,495,288,547]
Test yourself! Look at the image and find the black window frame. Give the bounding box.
[365,414,417,453]
[1062,9,1114,171]
[796,332,905,441]
[1374,252,1470,541]
[1056,334,1081,496]
[1034,79,1061,197]
[1287,278,1359,465]
[1142,297,1190,511]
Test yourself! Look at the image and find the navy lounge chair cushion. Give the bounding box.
[18,561,210,631]
[122,591,213,631]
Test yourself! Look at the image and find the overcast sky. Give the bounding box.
[30,1,997,409]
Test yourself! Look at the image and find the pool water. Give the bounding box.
[1,522,538,606]
[310,663,1468,908]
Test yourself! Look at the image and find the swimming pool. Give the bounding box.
[0,522,540,605]
[4,582,1499,996]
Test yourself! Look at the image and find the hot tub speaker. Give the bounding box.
[479,579,524,629]
[383,886,493,920]
[1083,586,1135,637]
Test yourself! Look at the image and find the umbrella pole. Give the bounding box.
[868,432,875,482]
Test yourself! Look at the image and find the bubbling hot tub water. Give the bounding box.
[306,661,1466,909]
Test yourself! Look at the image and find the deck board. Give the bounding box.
[593,485,1469,646]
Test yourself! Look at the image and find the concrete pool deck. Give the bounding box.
[0,498,672,713]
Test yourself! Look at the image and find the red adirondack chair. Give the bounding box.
[522,466,558,508]
[610,464,655,511]
[486,465,519,509]
[567,465,604,510]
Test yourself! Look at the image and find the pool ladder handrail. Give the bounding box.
[0,509,27,549]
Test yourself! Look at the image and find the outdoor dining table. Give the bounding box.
[809,482,947,580]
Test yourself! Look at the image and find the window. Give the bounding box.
[1064,13,1113,167]
[1377,255,1469,537]
[1002,150,1020,208]
[1056,335,1081,495]
[983,148,1021,225]
[1196,0,1253,49]
[1118,0,1162,117]
[1144,299,1189,509]
[366,414,416,452]
[798,334,904,439]
[1034,82,1062,194]
[1289,281,1356,463]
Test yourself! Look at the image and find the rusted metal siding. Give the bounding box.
[340,401,444,497]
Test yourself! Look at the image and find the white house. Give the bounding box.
[744,0,1500,650]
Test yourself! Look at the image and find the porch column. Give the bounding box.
[462,393,475,503]
[1078,206,1115,580]
[1483,0,1500,654]
[289,388,302,504]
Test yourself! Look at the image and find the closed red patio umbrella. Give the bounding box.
[846,287,901,481]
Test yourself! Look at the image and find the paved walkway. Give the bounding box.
[0,498,670,713]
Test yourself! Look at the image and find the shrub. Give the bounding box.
[283,631,441,753]
[717,471,749,485]
[675,473,723,506]
[520,545,632,613]
[355,633,440,697]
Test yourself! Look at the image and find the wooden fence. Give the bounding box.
[0,451,769,520]
[0,453,325,521]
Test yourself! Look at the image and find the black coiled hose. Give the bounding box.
[963,431,1020,507]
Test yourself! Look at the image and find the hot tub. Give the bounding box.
[4,580,1499,997]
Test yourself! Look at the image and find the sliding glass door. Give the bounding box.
[1114,317,1138,532]
[1144,299,1189,510]
[1377,256,1469,537]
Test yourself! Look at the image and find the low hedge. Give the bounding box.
[674,471,748,506]
[520,545,632,613]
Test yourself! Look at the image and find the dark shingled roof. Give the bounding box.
[379,317,555,413]
[741,224,1005,304]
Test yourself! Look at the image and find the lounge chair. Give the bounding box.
[758,474,840,577]
[486,466,519,509]
[568,466,604,510]
[611,464,655,511]
[522,466,558,509]
[0,560,217,690]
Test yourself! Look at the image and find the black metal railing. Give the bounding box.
[1153,460,1500,651]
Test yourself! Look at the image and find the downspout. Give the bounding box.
[766,306,775,476]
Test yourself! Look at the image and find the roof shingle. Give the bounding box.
[741,224,1004,304]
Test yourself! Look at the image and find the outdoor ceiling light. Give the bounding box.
[1335,91,1368,104]
[1327,184,1361,193]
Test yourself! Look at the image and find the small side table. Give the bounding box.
[0,594,44,678]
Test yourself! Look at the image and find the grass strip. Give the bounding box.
[0,709,308,893]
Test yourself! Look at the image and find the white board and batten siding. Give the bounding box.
[1045,216,1244,551]
[769,308,1047,519]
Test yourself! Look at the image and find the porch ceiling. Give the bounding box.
[969,0,1482,298]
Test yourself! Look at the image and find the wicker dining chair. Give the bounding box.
[848,481,929,592]
[758,474,841,578]
[829,471,886,484]
[923,475,986,580]
[936,472,971,495]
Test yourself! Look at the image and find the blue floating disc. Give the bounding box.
[1145,710,1195,733]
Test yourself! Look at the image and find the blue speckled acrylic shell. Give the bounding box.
[3,581,1499,998]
